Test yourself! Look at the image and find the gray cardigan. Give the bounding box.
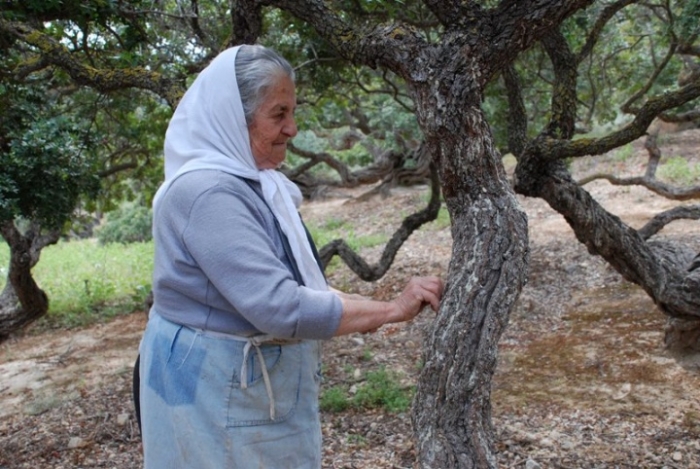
[151,169,343,339]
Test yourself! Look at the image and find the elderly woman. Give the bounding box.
[138,44,443,468]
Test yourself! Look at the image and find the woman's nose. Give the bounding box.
[283,117,298,137]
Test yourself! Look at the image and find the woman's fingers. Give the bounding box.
[397,276,444,319]
[414,276,443,302]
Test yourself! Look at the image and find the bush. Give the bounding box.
[97,201,152,244]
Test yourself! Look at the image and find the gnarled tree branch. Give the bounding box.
[317,163,440,281]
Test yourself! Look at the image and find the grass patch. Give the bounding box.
[0,239,153,330]
[427,206,451,230]
[612,143,634,162]
[320,367,414,414]
[353,368,414,412]
[419,190,451,231]
[320,385,351,413]
[307,218,389,251]
[658,156,700,186]
[306,218,389,275]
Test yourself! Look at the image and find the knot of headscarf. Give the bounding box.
[153,46,327,291]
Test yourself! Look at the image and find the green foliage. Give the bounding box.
[486,2,690,150]
[320,367,414,414]
[0,84,100,229]
[352,368,413,413]
[612,143,634,163]
[306,219,388,251]
[678,0,700,40]
[91,95,170,210]
[319,386,350,412]
[658,157,700,186]
[96,200,152,245]
[0,239,153,330]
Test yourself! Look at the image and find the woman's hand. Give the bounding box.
[388,276,444,324]
[333,276,444,336]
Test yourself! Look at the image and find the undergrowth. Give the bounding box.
[0,239,153,331]
[320,367,414,413]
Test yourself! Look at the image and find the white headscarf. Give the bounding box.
[153,46,328,291]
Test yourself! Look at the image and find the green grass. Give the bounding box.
[0,239,153,330]
[658,156,700,186]
[320,367,414,414]
[427,206,451,230]
[353,368,414,413]
[319,385,351,412]
[307,218,389,251]
[612,143,634,162]
[419,190,451,231]
[306,218,390,274]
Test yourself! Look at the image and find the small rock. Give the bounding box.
[350,337,365,346]
[561,439,577,450]
[612,383,631,400]
[672,452,682,462]
[117,413,130,426]
[68,437,87,449]
[353,368,362,379]
[525,459,542,469]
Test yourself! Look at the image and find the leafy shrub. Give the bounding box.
[96,201,152,244]
[0,84,100,229]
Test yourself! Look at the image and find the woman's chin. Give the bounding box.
[256,157,285,170]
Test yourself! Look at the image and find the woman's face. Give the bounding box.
[248,74,298,170]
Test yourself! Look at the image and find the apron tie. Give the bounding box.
[241,336,277,420]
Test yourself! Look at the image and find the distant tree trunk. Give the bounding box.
[409,54,529,468]
[0,221,58,339]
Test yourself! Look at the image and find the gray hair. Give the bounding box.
[235,45,295,124]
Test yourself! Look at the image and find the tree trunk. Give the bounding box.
[410,60,529,468]
[0,221,57,339]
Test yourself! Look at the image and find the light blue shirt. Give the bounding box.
[151,169,342,339]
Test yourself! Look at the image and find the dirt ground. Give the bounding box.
[0,130,699,468]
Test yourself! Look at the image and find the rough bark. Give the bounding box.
[0,221,59,339]
[258,1,587,467]
[516,155,700,318]
[409,70,529,469]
